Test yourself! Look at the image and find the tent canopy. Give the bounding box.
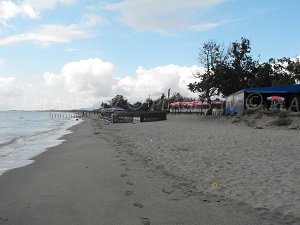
[245,84,300,94]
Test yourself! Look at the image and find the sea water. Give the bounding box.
[0,111,81,175]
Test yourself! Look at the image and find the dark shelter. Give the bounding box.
[225,85,300,115]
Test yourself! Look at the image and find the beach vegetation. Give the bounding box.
[188,37,300,100]
[110,95,129,110]
[271,117,292,126]
[244,105,264,115]
[101,102,111,109]
[104,92,195,112]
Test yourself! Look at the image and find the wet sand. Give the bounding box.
[0,117,274,225]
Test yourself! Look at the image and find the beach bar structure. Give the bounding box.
[225,84,300,115]
[169,99,226,115]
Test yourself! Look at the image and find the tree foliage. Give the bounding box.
[188,41,224,101]
[189,37,300,98]
[110,95,129,110]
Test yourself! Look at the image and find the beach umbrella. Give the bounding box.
[172,101,183,106]
[267,96,285,102]
[191,100,203,105]
[182,101,193,106]
[211,100,223,105]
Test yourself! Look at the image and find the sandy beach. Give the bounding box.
[0,117,274,225]
[105,114,300,225]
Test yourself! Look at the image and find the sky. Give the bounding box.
[0,0,299,110]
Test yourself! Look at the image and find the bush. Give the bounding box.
[271,117,292,126]
[244,106,265,115]
[254,112,263,119]
[279,112,289,118]
[266,110,280,116]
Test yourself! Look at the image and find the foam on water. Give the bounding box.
[0,111,82,175]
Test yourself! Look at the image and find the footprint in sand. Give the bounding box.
[162,188,174,194]
[121,163,127,166]
[133,203,144,208]
[125,190,133,196]
[126,181,134,186]
[120,174,127,177]
[125,168,130,171]
[141,217,151,225]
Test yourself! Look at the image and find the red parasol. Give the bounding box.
[267,96,285,102]
[191,100,202,105]
[211,100,223,105]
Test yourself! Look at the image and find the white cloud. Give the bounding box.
[24,0,75,10]
[0,76,22,97]
[80,13,107,28]
[0,0,38,22]
[105,0,225,33]
[0,58,201,110]
[0,11,106,47]
[60,58,114,96]
[66,47,76,52]
[115,64,200,101]
[0,0,75,23]
[0,24,93,47]
[43,58,114,97]
[191,22,222,31]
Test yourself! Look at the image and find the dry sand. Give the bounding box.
[0,117,271,225]
[105,114,300,225]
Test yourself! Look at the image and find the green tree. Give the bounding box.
[225,38,257,92]
[271,57,296,86]
[287,57,300,82]
[170,92,185,102]
[129,101,149,111]
[148,94,167,111]
[188,41,224,101]
[110,95,129,110]
[101,102,111,109]
[189,37,299,100]
[252,61,273,87]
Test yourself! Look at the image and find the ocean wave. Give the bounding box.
[0,136,25,149]
[0,117,82,175]
[1,126,58,145]
[0,119,79,159]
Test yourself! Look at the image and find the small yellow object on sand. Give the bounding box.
[212,181,220,189]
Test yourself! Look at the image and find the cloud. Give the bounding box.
[43,58,114,96]
[80,13,107,28]
[0,76,22,97]
[1,58,201,110]
[0,11,106,47]
[24,0,75,10]
[105,0,225,33]
[115,64,200,101]
[66,47,76,52]
[0,24,93,47]
[0,0,75,23]
[191,22,222,31]
[0,0,38,22]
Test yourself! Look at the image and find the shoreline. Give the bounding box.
[0,117,273,225]
[0,114,82,176]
